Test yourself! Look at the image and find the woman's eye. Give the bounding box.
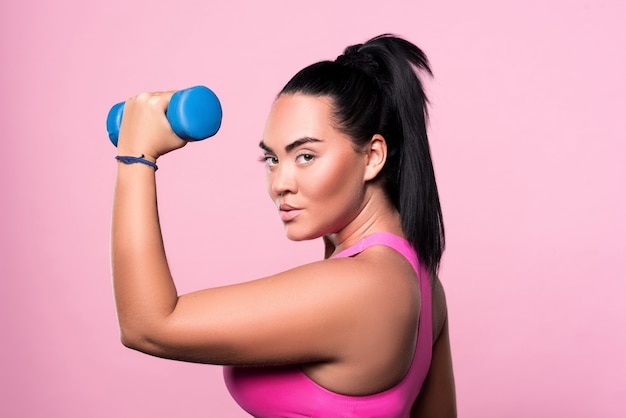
[259,155,278,167]
[296,154,314,164]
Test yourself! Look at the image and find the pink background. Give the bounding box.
[1,0,624,416]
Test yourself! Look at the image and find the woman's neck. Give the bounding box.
[324,186,403,257]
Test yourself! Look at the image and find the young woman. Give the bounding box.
[111,34,456,417]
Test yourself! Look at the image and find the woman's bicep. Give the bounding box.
[126,259,365,365]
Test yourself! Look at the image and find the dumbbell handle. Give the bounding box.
[106,85,222,147]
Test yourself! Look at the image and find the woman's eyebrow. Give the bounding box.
[258,141,273,153]
[285,137,322,152]
[259,137,322,153]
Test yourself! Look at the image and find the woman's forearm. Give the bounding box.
[111,163,178,349]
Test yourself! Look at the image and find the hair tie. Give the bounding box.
[335,45,379,77]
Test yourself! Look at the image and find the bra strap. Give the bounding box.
[331,232,419,272]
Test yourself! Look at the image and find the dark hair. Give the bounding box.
[279,34,445,272]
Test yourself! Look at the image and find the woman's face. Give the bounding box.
[261,94,369,241]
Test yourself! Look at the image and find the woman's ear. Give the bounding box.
[363,134,387,181]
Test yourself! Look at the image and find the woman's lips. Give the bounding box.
[279,204,302,222]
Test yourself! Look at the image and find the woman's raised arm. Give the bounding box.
[111,92,416,367]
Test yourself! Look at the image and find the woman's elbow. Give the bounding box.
[119,328,142,350]
[118,324,166,357]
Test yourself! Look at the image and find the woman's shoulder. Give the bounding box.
[272,244,421,333]
[327,243,419,293]
[296,245,422,394]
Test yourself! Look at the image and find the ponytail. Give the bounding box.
[280,34,445,272]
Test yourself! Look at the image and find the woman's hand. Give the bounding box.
[117,91,187,161]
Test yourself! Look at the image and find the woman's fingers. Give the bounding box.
[117,90,186,160]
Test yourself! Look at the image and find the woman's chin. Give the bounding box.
[283,226,323,242]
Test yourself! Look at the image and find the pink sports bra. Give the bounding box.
[223,232,432,417]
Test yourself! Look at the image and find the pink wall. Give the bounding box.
[1,0,624,416]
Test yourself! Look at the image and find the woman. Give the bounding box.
[111,34,456,417]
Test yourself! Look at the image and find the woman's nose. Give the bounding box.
[270,163,297,197]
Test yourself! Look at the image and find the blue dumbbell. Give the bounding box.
[106,85,222,147]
